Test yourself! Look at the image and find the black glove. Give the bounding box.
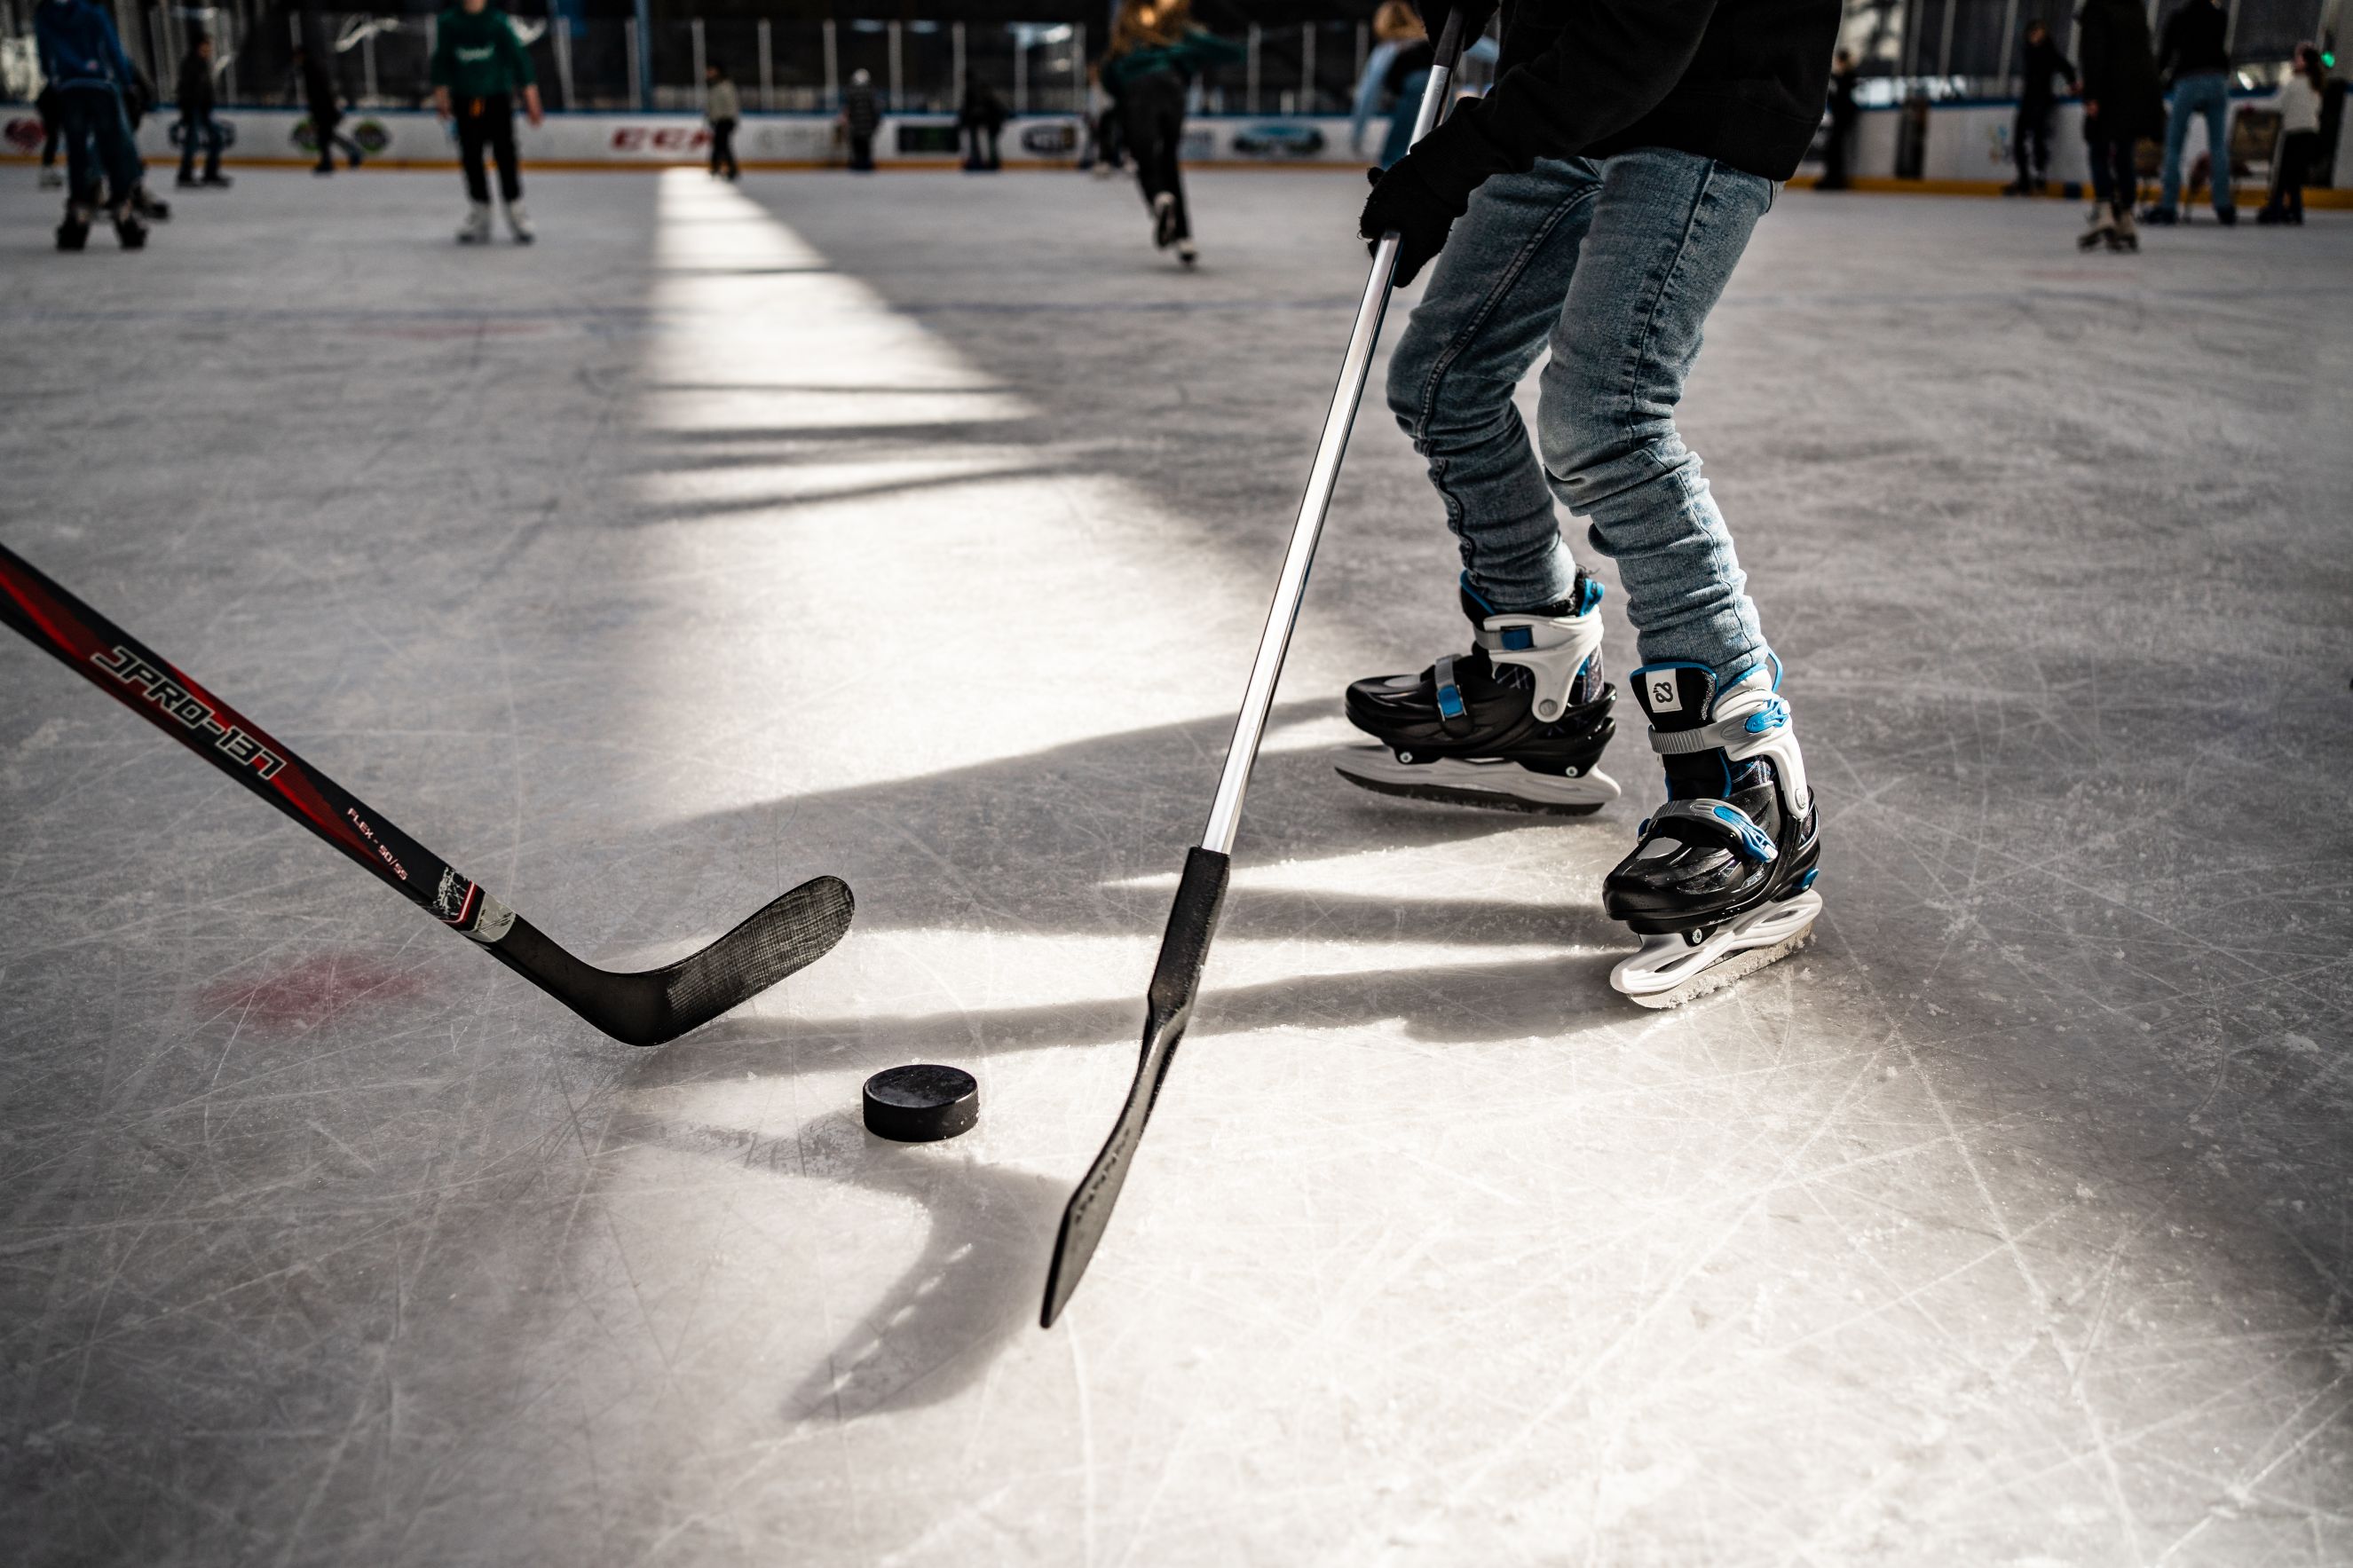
[1359,159,1463,288]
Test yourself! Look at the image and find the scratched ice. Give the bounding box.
[1,169,2349,1566]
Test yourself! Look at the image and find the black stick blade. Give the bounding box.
[488,874,856,1046]
[1041,847,1229,1327]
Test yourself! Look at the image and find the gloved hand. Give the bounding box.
[1359,158,1463,288]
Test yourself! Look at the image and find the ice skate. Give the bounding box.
[55,201,91,251]
[456,201,493,244]
[1176,239,1197,269]
[130,184,170,222]
[2077,204,2114,250]
[2106,208,2138,252]
[110,202,147,251]
[1335,573,1618,816]
[1605,658,1821,1008]
[1151,191,1179,249]
[39,166,65,190]
[505,200,533,244]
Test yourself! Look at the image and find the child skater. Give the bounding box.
[1337,0,1842,1005]
[430,0,543,244]
[1099,0,1240,269]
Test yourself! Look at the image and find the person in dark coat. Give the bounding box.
[959,78,1007,170]
[1820,46,1858,189]
[2074,0,2163,248]
[841,68,880,171]
[2005,21,2075,194]
[294,43,364,173]
[2149,0,2234,222]
[176,34,229,187]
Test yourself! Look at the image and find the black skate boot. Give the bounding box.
[1604,658,1821,1007]
[112,203,148,250]
[1334,573,1618,815]
[130,183,170,222]
[56,201,92,251]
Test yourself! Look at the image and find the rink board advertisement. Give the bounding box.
[5,97,2342,185]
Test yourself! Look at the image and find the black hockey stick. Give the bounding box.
[1038,7,1469,1328]
[0,542,852,1046]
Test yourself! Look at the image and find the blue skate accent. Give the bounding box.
[1745,698,1789,735]
[1435,679,1465,719]
[1709,803,1779,863]
[1796,868,1819,891]
[1575,576,1605,616]
[1498,625,1534,650]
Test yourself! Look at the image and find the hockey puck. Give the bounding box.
[862,1064,979,1143]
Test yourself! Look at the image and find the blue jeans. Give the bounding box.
[178,106,225,182]
[2159,71,2236,214]
[1386,149,1776,682]
[59,84,141,207]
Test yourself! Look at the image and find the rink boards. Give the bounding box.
[4,97,2347,191]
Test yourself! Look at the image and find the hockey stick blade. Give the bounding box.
[486,876,854,1046]
[1040,847,1229,1327]
[0,541,855,1047]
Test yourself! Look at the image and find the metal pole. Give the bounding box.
[630,0,651,107]
[1301,22,1315,113]
[1073,22,1086,114]
[951,20,964,106]
[1199,21,1462,855]
[1938,0,1959,78]
[887,20,901,110]
[822,19,837,107]
[1245,21,1259,113]
[691,17,704,107]
[1355,20,1368,81]
[553,12,573,109]
[758,18,771,111]
[1015,28,1026,114]
[1997,0,2020,91]
[362,26,377,105]
[625,15,642,110]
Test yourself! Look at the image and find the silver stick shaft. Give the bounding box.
[1199,42,1459,856]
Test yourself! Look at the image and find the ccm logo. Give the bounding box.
[611,127,711,152]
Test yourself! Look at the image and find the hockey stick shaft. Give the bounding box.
[1041,12,1466,1328]
[0,542,515,942]
[0,542,853,1045]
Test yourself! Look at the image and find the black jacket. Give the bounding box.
[1421,0,1842,197]
[2156,0,2229,81]
[2019,35,2076,110]
[177,51,213,114]
[2076,0,2163,138]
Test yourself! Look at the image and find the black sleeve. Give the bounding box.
[2154,12,2179,77]
[1424,0,1719,185]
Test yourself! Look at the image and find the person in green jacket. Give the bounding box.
[430,0,542,244]
[1101,0,1241,268]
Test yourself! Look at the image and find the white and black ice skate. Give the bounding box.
[1334,574,1618,816]
[505,200,534,244]
[2077,204,2114,251]
[456,201,493,245]
[1604,659,1821,1007]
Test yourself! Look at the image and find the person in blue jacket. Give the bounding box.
[34,0,148,249]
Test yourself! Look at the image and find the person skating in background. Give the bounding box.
[1101,0,1242,269]
[2258,43,2327,224]
[2146,0,2237,224]
[175,34,230,188]
[33,0,148,251]
[430,0,543,244]
[2004,21,2076,194]
[294,44,363,174]
[2074,0,2161,251]
[960,78,1008,171]
[705,61,740,181]
[1343,0,1839,1005]
[1820,46,1858,189]
[112,54,171,222]
[1349,2,1424,164]
[841,68,879,171]
[36,82,66,188]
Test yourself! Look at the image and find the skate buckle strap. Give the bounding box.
[1433,655,1470,734]
[1648,799,1778,863]
[1476,611,1604,725]
[1648,697,1789,756]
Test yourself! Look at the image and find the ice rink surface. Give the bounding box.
[2,165,2350,1565]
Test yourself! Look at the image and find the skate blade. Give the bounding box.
[1611,889,1822,1009]
[1333,747,1618,817]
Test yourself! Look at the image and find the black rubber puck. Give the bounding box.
[862,1064,980,1143]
